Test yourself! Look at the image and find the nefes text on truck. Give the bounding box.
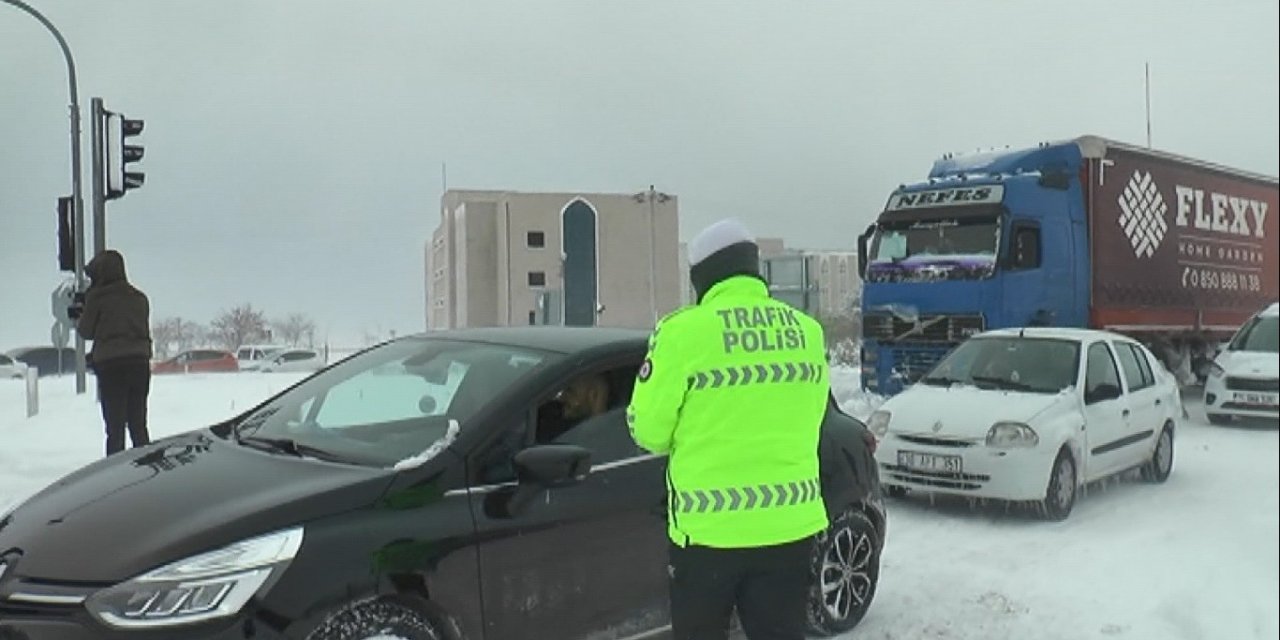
[857,135,1279,396]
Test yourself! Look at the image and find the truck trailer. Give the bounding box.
[857,135,1278,396]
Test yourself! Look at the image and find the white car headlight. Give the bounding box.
[868,410,892,437]
[86,527,304,629]
[986,422,1039,448]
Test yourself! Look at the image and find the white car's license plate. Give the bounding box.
[898,450,962,474]
[1233,392,1279,408]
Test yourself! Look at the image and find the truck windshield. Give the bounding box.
[867,216,1000,282]
[920,336,1080,394]
[1228,315,1279,353]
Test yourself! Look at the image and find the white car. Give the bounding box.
[0,353,29,379]
[236,344,287,367]
[870,327,1180,520]
[1204,302,1279,423]
[255,348,326,373]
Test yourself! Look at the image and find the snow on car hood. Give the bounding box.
[1215,350,1280,378]
[879,384,1077,439]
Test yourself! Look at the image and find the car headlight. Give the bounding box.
[986,422,1039,448]
[86,527,304,629]
[868,410,891,437]
[1207,361,1225,378]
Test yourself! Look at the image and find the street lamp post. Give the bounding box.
[633,185,671,326]
[3,0,88,393]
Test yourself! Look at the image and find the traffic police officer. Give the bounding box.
[627,218,830,640]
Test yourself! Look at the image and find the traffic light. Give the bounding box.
[105,112,144,200]
[56,196,74,272]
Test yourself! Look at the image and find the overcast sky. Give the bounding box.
[3,0,1277,349]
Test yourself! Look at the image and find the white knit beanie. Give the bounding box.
[688,218,756,265]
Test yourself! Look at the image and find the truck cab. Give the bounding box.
[858,142,1091,395]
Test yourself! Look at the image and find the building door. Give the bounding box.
[562,200,598,326]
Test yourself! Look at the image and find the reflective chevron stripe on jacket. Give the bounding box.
[686,362,824,390]
[672,479,822,514]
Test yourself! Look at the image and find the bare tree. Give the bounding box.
[210,304,270,351]
[272,313,318,347]
[151,317,207,359]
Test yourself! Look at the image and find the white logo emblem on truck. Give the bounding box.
[1117,170,1169,258]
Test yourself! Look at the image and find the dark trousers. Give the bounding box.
[669,536,812,640]
[96,358,151,455]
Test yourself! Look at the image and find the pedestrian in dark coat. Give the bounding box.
[72,250,153,455]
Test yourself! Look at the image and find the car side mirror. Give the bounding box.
[1085,382,1121,404]
[856,224,874,277]
[514,444,591,488]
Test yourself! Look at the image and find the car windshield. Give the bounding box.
[866,215,1000,282]
[1228,315,1279,353]
[921,336,1081,394]
[231,337,555,468]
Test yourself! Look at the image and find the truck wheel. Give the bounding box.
[1040,450,1076,522]
[1140,425,1174,483]
[305,597,443,640]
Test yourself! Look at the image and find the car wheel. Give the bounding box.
[885,485,909,499]
[1140,425,1174,483]
[806,508,880,636]
[1040,450,1076,522]
[1207,413,1232,425]
[305,597,443,640]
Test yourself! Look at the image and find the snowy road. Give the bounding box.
[2,373,1277,640]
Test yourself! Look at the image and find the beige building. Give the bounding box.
[426,189,682,330]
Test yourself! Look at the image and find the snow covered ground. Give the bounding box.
[2,369,1277,640]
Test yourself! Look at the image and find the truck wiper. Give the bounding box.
[238,435,351,463]
[971,375,1035,392]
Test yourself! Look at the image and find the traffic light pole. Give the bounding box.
[2,0,89,393]
[91,98,106,255]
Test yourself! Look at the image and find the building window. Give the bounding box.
[528,271,547,287]
[528,310,537,325]
[527,231,546,249]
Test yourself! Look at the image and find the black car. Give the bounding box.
[0,327,885,640]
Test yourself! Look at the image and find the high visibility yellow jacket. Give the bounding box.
[627,276,830,548]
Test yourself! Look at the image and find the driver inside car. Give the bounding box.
[537,374,609,443]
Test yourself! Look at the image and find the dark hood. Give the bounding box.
[86,249,127,285]
[690,241,764,303]
[0,432,394,582]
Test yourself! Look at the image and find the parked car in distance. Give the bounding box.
[0,353,29,379]
[251,348,326,373]
[152,349,239,374]
[1204,302,1280,423]
[0,327,885,640]
[4,347,77,377]
[871,327,1180,520]
[235,344,286,365]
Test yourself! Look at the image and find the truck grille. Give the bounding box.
[1226,377,1279,392]
[863,313,985,344]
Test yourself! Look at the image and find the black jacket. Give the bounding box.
[77,251,153,366]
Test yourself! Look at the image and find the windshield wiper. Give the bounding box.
[238,435,351,463]
[920,375,963,387]
[971,375,1036,392]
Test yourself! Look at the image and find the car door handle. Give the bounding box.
[1154,399,1162,406]
[1122,409,1131,417]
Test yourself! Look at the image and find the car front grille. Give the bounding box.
[1226,377,1280,392]
[880,463,991,490]
[897,434,977,448]
[862,313,985,344]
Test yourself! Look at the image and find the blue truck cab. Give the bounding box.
[857,141,1092,396]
